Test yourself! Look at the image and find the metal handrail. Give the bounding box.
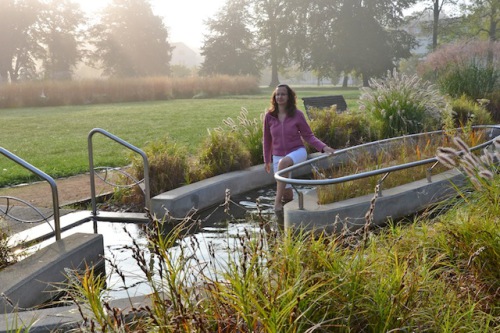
[275,125,500,209]
[88,128,150,231]
[0,147,61,240]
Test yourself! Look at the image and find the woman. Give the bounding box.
[263,84,334,215]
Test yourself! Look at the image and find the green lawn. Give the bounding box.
[0,86,360,186]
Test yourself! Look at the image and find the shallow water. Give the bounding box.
[54,185,295,300]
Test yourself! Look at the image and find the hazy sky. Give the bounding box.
[79,0,227,50]
[78,1,435,51]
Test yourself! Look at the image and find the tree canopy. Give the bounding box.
[88,0,173,77]
[200,0,261,76]
[0,0,493,85]
[38,0,86,80]
[0,0,42,82]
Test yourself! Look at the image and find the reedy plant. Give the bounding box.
[315,133,452,204]
[449,94,494,127]
[359,69,448,138]
[113,136,190,210]
[196,129,251,179]
[307,107,376,150]
[419,39,500,100]
[438,62,499,100]
[0,229,14,270]
[216,107,264,165]
[65,197,499,332]
[436,136,500,283]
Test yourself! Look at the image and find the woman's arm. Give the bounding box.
[296,110,329,152]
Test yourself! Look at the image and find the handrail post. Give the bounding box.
[298,192,304,210]
[427,161,439,183]
[0,147,61,241]
[88,128,150,232]
[292,185,304,210]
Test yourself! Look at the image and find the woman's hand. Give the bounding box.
[265,162,271,173]
[323,146,335,155]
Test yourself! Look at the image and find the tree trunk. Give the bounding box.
[342,74,349,88]
[432,0,440,51]
[486,4,497,68]
[268,25,280,87]
[362,72,369,87]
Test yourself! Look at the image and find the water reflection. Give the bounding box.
[97,185,300,300]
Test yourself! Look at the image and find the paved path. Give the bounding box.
[0,173,115,207]
[0,173,115,235]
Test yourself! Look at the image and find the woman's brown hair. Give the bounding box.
[268,84,297,117]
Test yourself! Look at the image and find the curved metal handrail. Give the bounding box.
[0,196,55,227]
[275,125,500,208]
[88,128,150,230]
[93,166,144,190]
[0,147,61,240]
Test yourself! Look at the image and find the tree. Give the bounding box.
[290,0,342,85]
[89,0,172,77]
[200,0,261,76]
[330,1,417,86]
[334,3,389,86]
[0,0,42,82]
[252,0,300,86]
[284,0,416,87]
[38,0,86,80]
[409,1,460,51]
[464,0,500,41]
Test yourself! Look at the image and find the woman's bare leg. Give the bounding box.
[283,187,293,203]
[274,156,293,211]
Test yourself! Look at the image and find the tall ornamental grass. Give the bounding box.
[449,94,493,127]
[307,106,377,149]
[0,75,260,108]
[438,63,499,100]
[419,39,500,100]
[215,107,265,165]
[359,69,448,139]
[128,136,189,199]
[196,129,252,179]
[0,230,16,270]
[314,131,457,204]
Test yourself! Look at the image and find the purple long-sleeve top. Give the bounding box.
[263,109,327,164]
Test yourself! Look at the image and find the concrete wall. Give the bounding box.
[285,169,467,233]
[0,233,104,313]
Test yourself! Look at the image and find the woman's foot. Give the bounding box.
[274,206,284,224]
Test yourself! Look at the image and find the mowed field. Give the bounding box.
[0,86,360,186]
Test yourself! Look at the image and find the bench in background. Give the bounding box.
[302,95,347,119]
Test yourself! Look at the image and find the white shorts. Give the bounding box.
[273,147,307,188]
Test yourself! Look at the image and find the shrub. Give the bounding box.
[484,90,500,122]
[216,107,264,165]
[449,95,493,127]
[130,136,188,198]
[359,69,448,138]
[307,107,376,150]
[438,62,499,100]
[419,39,500,100]
[196,130,251,178]
[0,229,14,270]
